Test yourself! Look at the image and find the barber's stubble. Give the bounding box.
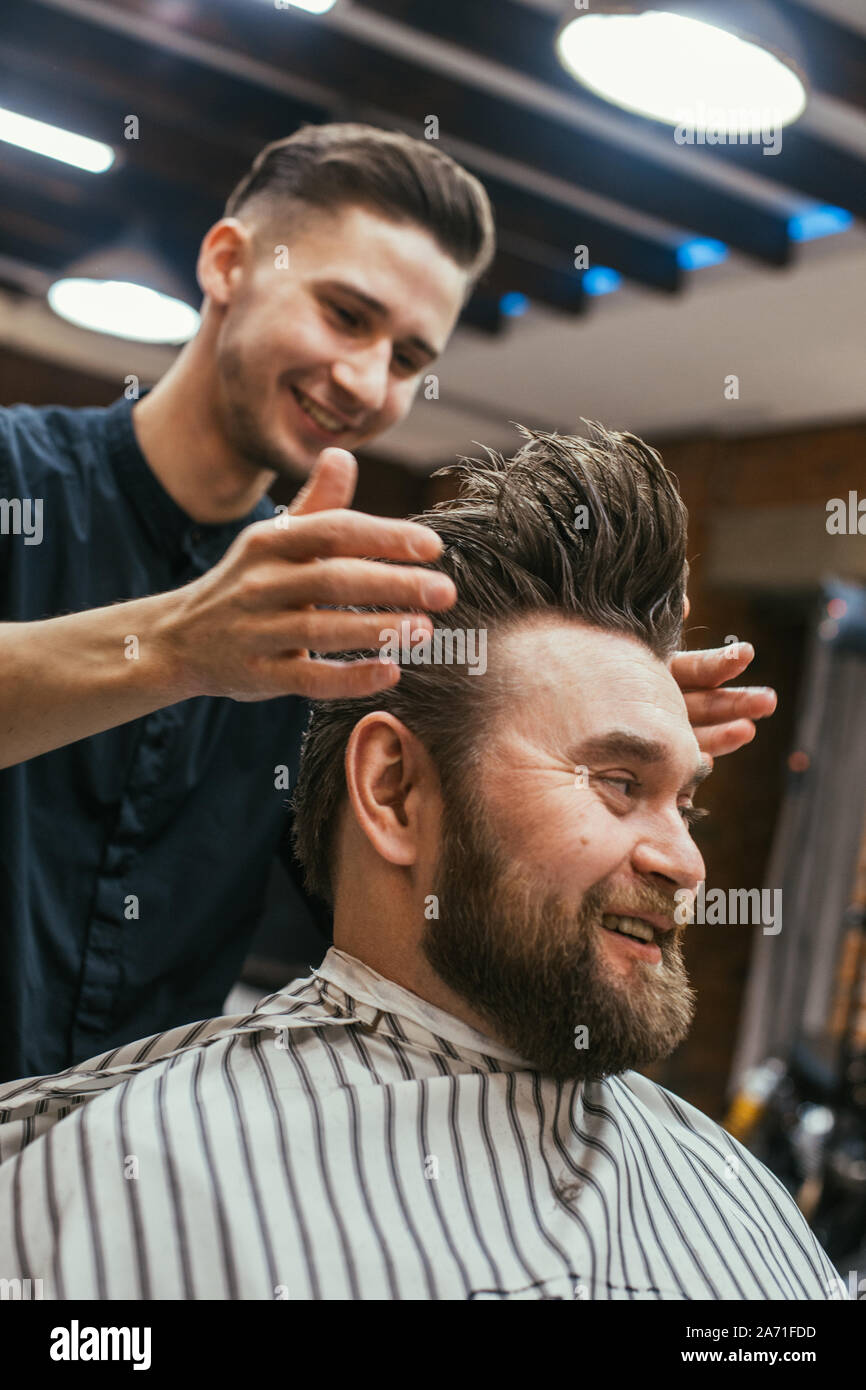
[423,782,696,1080]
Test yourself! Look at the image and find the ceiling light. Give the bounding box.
[499,291,529,317]
[48,233,199,344]
[556,2,807,135]
[788,205,853,242]
[583,266,622,296]
[0,105,114,172]
[676,237,728,269]
[48,280,199,344]
[277,0,338,13]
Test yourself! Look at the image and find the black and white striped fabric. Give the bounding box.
[0,948,846,1300]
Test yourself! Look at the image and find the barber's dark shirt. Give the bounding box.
[0,394,323,1082]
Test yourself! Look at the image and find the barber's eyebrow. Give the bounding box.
[319,279,439,360]
[570,730,712,795]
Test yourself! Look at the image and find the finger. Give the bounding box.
[692,719,757,759]
[265,510,446,565]
[280,655,404,700]
[281,610,435,654]
[287,448,357,517]
[683,686,778,725]
[672,642,755,688]
[276,558,457,611]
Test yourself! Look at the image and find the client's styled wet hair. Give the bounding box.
[292,422,689,904]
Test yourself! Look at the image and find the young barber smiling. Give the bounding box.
[0,124,775,1081]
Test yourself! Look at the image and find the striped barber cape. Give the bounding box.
[0,947,846,1301]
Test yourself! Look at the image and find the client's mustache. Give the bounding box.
[589,882,680,930]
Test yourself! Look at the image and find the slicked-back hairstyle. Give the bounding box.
[292,422,689,905]
[224,122,495,286]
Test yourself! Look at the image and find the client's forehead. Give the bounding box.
[489,616,696,766]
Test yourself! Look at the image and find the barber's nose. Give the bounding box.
[631,816,706,893]
[331,341,391,413]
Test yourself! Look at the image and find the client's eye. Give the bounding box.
[596,776,635,798]
[680,803,710,828]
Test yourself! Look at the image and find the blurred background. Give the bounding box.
[1,0,865,1279]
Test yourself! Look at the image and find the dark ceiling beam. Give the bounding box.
[0,1,326,198]
[483,245,587,316]
[458,293,505,336]
[480,173,681,293]
[0,224,78,273]
[26,0,793,266]
[698,127,866,220]
[358,0,866,221]
[0,144,216,287]
[781,0,866,117]
[0,1,682,307]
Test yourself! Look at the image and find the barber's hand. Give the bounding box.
[160,448,456,701]
[671,641,777,765]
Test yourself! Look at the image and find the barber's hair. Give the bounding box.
[224,122,495,286]
[292,422,689,905]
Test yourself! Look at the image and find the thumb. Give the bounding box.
[289,447,358,517]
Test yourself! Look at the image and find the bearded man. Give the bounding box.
[0,424,837,1301]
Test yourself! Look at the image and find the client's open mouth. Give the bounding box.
[601,914,655,943]
[599,913,664,963]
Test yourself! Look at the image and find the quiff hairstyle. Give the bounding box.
[224,122,496,287]
[291,422,690,906]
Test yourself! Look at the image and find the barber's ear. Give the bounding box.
[344,712,434,869]
[196,218,251,304]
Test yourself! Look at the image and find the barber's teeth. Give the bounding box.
[602,914,655,944]
[296,390,343,433]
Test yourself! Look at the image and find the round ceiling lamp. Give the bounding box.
[48,230,200,345]
[556,1,808,135]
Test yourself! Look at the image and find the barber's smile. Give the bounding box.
[289,385,356,440]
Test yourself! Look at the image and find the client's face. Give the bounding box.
[422,620,708,1080]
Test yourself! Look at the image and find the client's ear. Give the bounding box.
[344,712,436,869]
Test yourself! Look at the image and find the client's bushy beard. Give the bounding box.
[422,786,696,1081]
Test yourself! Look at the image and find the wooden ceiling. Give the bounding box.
[0,0,864,333]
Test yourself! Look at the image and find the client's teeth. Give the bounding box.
[602,914,655,943]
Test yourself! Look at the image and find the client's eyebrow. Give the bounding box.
[570,730,712,795]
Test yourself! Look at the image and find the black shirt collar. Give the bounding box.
[104,393,271,563]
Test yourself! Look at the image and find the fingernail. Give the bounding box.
[425,577,455,605]
[410,529,440,557]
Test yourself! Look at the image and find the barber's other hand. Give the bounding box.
[671,642,777,766]
[159,448,456,701]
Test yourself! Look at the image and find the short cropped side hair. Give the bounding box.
[292,422,689,904]
[224,122,496,285]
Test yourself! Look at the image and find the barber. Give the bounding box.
[0,123,775,1081]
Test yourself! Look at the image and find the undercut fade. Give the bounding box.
[224,122,495,287]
